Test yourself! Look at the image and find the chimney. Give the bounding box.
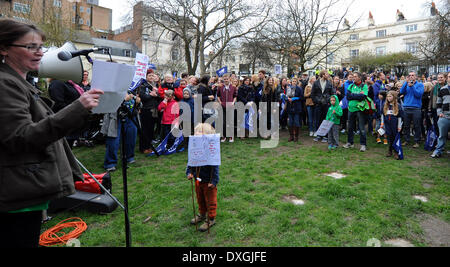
[368,11,375,26]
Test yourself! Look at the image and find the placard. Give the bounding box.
[91,61,136,114]
[188,134,221,167]
[314,120,334,137]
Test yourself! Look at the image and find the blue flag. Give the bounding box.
[147,132,170,157]
[164,135,184,155]
[216,66,228,77]
[393,133,404,160]
[280,93,287,117]
[129,78,147,93]
[240,106,255,132]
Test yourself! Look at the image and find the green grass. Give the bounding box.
[42,128,450,247]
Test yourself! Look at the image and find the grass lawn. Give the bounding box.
[42,128,450,247]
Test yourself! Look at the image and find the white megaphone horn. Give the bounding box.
[38,42,84,83]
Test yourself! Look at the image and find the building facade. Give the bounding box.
[0,0,112,38]
[114,1,195,76]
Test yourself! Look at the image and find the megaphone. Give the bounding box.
[38,42,84,83]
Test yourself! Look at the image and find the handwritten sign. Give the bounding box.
[131,53,149,86]
[314,120,334,137]
[188,134,221,167]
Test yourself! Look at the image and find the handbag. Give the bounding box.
[424,125,438,151]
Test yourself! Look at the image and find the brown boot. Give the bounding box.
[386,150,393,157]
[294,127,299,142]
[199,218,216,232]
[288,127,294,142]
[190,214,206,225]
[394,152,399,160]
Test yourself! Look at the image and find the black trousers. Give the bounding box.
[0,211,42,248]
[140,109,157,151]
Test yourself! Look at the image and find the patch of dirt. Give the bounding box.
[282,195,305,206]
[419,214,450,247]
[384,239,414,247]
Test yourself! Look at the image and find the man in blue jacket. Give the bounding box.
[400,71,424,148]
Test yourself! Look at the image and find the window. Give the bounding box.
[102,47,111,54]
[86,7,91,14]
[350,49,359,58]
[124,50,132,57]
[349,34,359,41]
[376,30,386,38]
[406,24,418,32]
[53,0,62,8]
[80,6,84,13]
[78,18,83,25]
[406,42,418,54]
[171,49,179,61]
[376,46,386,56]
[327,53,334,64]
[13,3,30,14]
[86,19,90,26]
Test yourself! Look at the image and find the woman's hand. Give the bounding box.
[208,183,215,189]
[187,173,194,180]
[79,89,104,110]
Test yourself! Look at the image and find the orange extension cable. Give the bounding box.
[39,217,87,247]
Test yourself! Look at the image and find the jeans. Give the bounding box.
[306,106,314,132]
[104,117,137,169]
[403,107,422,143]
[313,104,328,131]
[328,124,340,146]
[347,111,368,145]
[433,117,450,156]
[288,113,301,127]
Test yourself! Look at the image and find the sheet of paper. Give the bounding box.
[314,120,334,137]
[91,61,136,114]
[188,134,221,167]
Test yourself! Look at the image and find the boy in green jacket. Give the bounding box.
[326,95,343,150]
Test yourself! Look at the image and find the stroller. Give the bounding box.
[74,114,105,147]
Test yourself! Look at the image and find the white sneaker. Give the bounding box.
[343,143,354,149]
[221,138,226,143]
[360,145,366,152]
[309,131,314,137]
[229,137,234,143]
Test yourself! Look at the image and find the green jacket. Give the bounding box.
[347,82,369,113]
[326,95,343,125]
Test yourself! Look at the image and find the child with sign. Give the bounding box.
[186,123,220,232]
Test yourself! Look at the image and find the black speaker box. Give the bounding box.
[48,190,118,214]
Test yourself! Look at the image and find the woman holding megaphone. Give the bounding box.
[0,19,104,247]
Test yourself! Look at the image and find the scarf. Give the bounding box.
[68,80,85,96]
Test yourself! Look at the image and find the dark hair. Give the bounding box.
[199,75,210,85]
[181,73,188,78]
[0,19,46,48]
[259,70,266,75]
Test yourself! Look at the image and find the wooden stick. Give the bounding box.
[190,176,197,231]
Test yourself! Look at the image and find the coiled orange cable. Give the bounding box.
[39,217,87,247]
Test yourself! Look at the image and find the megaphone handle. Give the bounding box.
[85,55,93,65]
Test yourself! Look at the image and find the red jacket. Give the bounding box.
[158,99,179,125]
[158,83,183,101]
[217,84,237,108]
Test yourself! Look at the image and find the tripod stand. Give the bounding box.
[116,99,159,247]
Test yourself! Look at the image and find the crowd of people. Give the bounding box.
[0,17,448,246]
[63,66,450,171]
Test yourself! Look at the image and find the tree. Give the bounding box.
[261,0,359,74]
[351,52,417,75]
[417,0,450,70]
[240,35,274,75]
[137,0,271,75]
